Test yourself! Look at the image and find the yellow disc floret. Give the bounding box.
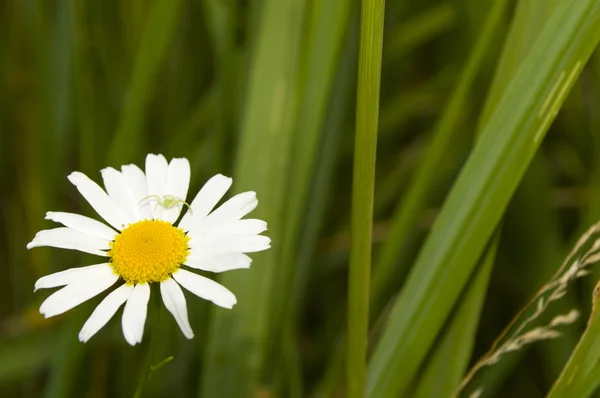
[109,220,190,284]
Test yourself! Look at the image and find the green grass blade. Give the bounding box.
[168,89,214,155]
[347,0,385,396]
[201,0,241,175]
[43,317,85,398]
[410,2,535,393]
[43,20,80,397]
[200,0,306,395]
[478,0,562,129]
[584,52,600,225]
[279,0,352,303]
[452,1,575,393]
[201,0,231,55]
[384,3,456,60]
[412,0,563,391]
[539,261,600,397]
[301,16,360,396]
[366,1,600,396]
[436,1,568,394]
[413,234,498,398]
[371,0,509,317]
[276,0,353,394]
[547,298,600,398]
[73,0,102,175]
[108,0,182,163]
[291,3,359,319]
[0,332,53,384]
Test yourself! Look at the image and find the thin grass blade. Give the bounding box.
[108,0,182,163]
[347,0,385,396]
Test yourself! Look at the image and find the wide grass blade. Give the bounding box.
[418,0,569,394]
[451,1,574,393]
[371,0,509,317]
[366,1,600,396]
[413,0,566,393]
[200,0,306,396]
[413,235,498,398]
[478,0,562,127]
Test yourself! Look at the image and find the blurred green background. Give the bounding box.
[2,0,600,397]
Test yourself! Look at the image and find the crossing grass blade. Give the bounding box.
[413,0,569,395]
[450,1,575,394]
[199,0,306,396]
[366,1,600,396]
[413,235,498,398]
[371,0,509,317]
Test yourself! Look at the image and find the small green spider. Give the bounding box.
[139,194,193,214]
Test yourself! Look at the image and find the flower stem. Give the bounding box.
[133,289,163,398]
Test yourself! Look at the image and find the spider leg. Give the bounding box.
[139,194,160,205]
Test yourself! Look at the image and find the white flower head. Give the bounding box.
[27,154,270,345]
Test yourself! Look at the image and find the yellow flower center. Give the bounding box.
[108,220,190,284]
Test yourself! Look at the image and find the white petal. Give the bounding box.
[200,192,258,229]
[39,268,119,318]
[27,227,110,256]
[34,263,111,292]
[122,283,151,346]
[172,269,236,309]
[160,278,194,339]
[185,252,252,272]
[79,284,133,343]
[45,212,116,240]
[68,172,129,230]
[154,158,191,223]
[145,154,168,219]
[188,219,267,238]
[101,167,139,222]
[189,234,271,254]
[121,164,153,220]
[178,174,232,231]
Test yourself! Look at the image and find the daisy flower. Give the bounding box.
[27,154,270,345]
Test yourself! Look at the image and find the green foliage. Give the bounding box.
[2,0,600,397]
[367,0,600,396]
